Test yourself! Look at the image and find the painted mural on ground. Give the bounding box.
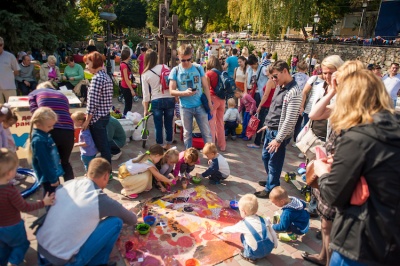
[117,186,242,265]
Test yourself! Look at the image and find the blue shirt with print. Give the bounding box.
[247,65,269,95]
[225,56,239,78]
[169,64,204,108]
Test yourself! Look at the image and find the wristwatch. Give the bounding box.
[275,139,282,144]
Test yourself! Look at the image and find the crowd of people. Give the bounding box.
[0,33,400,266]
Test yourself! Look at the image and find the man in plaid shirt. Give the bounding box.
[82,52,113,163]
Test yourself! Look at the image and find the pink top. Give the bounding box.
[173,151,200,177]
[238,94,257,113]
[138,54,145,74]
[120,62,131,89]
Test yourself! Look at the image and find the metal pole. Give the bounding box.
[358,8,365,37]
[308,24,316,75]
[106,21,112,76]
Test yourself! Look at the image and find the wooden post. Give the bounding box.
[171,15,178,67]
[157,1,178,67]
[158,4,166,65]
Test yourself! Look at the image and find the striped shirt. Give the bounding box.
[265,79,302,142]
[29,89,74,131]
[0,184,44,227]
[87,70,113,124]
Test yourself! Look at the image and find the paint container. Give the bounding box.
[144,215,156,226]
[185,258,200,266]
[142,205,149,219]
[230,200,239,210]
[273,211,281,224]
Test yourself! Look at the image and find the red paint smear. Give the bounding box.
[155,227,164,235]
[202,232,214,241]
[177,236,193,248]
[160,234,172,241]
[190,231,202,244]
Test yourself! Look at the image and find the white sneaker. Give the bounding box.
[111,151,122,161]
[15,173,26,180]
[9,179,20,185]
[291,143,297,148]
[298,153,305,158]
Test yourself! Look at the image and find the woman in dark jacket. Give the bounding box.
[314,69,400,265]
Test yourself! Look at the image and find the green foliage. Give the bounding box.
[237,41,255,55]
[142,0,164,29]
[78,0,105,35]
[0,0,70,53]
[127,29,145,50]
[272,51,278,61]
[287,55,292,67]
[115,0,147,29]
[59,8,92,43]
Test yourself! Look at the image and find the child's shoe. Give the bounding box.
[242,137,251,141]
[127,193,139,199]
[278,233,297,242]
[208,179,221,185]
[239,252,257,263]
[231,136,237,140]
[237,135,244,139]
[9,179,20,186]
[15,173,26,180]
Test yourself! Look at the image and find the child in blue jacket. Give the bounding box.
[269,186,309,241]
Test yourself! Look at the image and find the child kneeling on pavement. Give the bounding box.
[196,143,230,185]
[216,194,278,262]
[269,186,309,241]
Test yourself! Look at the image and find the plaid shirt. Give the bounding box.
[87,70,113,124]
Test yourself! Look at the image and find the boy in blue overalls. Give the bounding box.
[216,194,278,262]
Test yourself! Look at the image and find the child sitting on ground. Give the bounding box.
[269,186,310,242]
[173,147,200,180]
[71,111,98,172]
[154,148,180,192]
[0,148,55,266]
[224,98,240,140]
[216,194,278,263]
[235,89,256,140]
[196,143,230,185]
[118,144,174,199]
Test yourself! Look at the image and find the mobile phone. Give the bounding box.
[191,87,197,91]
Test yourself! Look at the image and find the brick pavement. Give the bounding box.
[20,98,320,266]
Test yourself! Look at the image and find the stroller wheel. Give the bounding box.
[133,96,139,102]
[118,95,125,103]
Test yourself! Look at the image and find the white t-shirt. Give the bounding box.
[382,74,400,100]
[141,64,174,102]
[0,51,20,90]
[292,72,309,91]
[304,76,324,114]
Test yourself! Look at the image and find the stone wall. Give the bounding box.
[250,40,400,73]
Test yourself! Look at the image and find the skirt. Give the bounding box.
[118,170,152,196]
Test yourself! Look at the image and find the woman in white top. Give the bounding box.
[234,56,248,92]
[141,50,175,150]
[241,47,249,59]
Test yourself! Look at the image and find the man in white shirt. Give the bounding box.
[0,37,20,103]
[382,63,400,107]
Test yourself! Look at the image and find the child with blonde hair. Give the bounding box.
[0,148,55,266]
[118,144,174,198]
[196,143,230,185]
[71,111,98,171]
[216,194,278,262]
[155,148,180,192]
[269,186,309,242]
[173,147,200,180]
[28,107,64,195]
[224,98,240,140]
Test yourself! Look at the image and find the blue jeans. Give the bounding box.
[302,112,310,128]
[151,97,175,145]
[180,105,212,149]
[330,251,368,266]
[225,121,237,136]
[261,129,290,192]
[240,112,251,138]
[0,220,30,265]
[39,217,123,266]
[89,115,111,163]
[81,154,96,172]
[241,218,274,260]
[254,107,269,146]
[394,99,397,108]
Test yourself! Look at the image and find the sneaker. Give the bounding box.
[258,181,267,186]
[9,179,20,186]
[291,143,297,148]
[239,252,257,263]
[231,136,237,141]
[278,233,297,242]
[298,152,305,159]
[15,173,26,180]
[254,190,270,198]
[208,179,221,185]
[242,137,251,141]
[237,135,244,139]
[127,193,139,199]
[316,231,322,240]
[111,151,122,161]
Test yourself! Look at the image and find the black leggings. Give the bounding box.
[121,86,132,115]
[49,128,75,181]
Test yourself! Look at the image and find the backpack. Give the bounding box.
[211,68,236,99]
[150,64,170,94]
[121,62,135,84]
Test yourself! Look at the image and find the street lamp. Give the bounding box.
[358,0,368,37]
[99,1,117,78]
[247,24,252,45]
[308,13,320,74]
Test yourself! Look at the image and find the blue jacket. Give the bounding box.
[31,129,64,184]
[272,197,309,234]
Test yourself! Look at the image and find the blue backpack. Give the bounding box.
[211,68,236,100]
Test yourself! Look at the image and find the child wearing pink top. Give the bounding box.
[173,148,200,179]
[235,89,257,140]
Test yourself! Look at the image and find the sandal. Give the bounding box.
[301,252,325,266]
[240,252,257,263]
[127,193,139,199]
[247,144,260,149]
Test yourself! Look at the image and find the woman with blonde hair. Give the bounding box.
[206,55,226,151]
[39,55,61,86]
[141,49,175,150]
[314,69,400,265]
[241,47,249,59]
[86,39,97,53]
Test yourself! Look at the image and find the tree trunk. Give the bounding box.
[301,27,308,39]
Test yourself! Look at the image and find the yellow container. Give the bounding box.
[236,123,243,135]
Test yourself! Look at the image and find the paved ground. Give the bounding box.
[19,97,321,266]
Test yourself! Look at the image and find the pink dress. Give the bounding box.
[138,54,145,75]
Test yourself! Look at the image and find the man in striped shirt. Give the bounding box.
[255,61,302,199]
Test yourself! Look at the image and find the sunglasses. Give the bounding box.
[180,57,192,63]
[271,75,279,79]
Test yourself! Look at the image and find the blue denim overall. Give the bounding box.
[241,217,274,260]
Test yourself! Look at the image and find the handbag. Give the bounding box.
[305,146,327,189]
[296,120,324,159]
[245,114,260,138]
[350,176,369,205]
[249,66,263,99]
